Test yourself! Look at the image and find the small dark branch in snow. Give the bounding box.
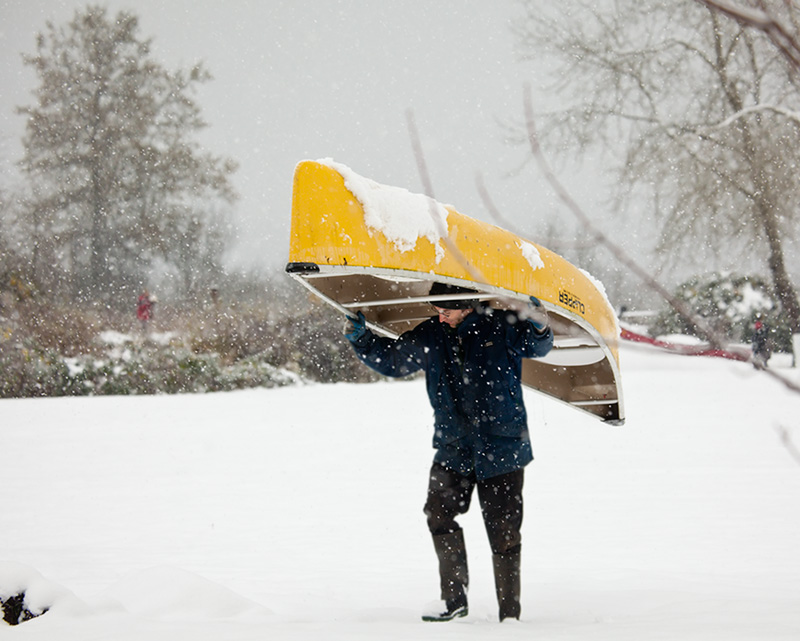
[522,82,800,398]
[777,425,800,466]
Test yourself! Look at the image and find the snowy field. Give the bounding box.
[2,341,800,640]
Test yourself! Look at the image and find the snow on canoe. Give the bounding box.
[286,159,624,424]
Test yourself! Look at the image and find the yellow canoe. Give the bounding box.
[286,159,625,424]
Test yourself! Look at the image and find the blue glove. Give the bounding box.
[344,311,367,342]
[528,296,549,333]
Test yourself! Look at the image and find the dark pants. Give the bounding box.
[424,462,524,555]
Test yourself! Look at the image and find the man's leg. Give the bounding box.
[422,463,474,621]
[477,469,525,621]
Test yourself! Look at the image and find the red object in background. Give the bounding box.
[620,326,749,362]
[137,293,152,322]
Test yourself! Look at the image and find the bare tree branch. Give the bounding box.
[777,425,800,465]
[696,0,800,70]
[405,109,546,324]
[703,103,800,130]
[521,83,724,348]
[405,109,497,288]
[405,109,438,202]
[474,171,525,235]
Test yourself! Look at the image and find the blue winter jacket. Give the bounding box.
[347,307,553,479]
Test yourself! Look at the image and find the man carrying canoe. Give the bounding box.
[344,281,553,622]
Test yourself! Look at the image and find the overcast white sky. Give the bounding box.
[1,0,605,272]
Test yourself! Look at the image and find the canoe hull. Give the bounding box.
[286,160,625,424]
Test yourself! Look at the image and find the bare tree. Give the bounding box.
[514,0,800,332]
[519,83,800,468]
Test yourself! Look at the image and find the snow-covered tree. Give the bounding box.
[514,0,800,332]
[16,5,237,301]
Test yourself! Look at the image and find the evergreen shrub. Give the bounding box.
[649,272,793,351]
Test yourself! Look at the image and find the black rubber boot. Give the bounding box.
[422,530,469,622]
[493,549,521,621]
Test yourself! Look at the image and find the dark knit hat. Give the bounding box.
[429,282,478,309]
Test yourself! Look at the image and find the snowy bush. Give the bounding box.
[263,306,383,383]
[0,298,381,398]
[0,339,302,397]
[649,272,792,351]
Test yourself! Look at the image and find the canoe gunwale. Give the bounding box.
[286,262,625,425]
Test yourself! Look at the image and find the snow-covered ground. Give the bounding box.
[2,341,800,640]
